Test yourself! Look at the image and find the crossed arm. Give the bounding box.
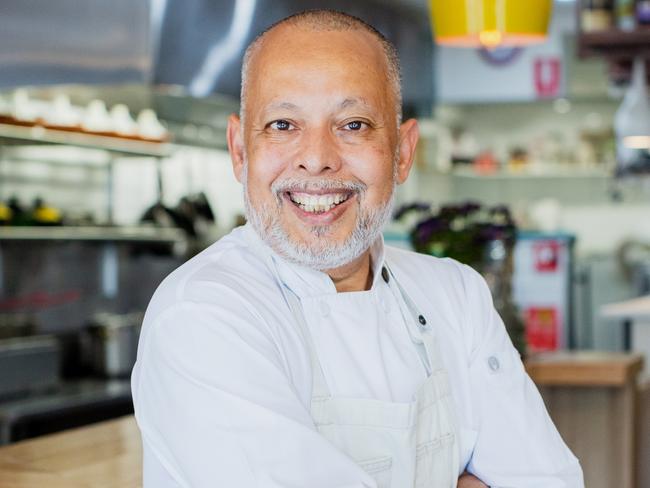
[134,275,581,487]
[458,472,489,487]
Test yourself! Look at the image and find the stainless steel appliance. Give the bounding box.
[0,335,59,398]
[86,312,142,378]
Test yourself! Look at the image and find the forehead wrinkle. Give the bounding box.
[267,101,301,112]
[263,97,378,118]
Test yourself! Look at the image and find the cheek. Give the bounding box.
[246,148,288,196]
[346,146,395,202]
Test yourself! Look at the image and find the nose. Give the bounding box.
[293,125,342,175]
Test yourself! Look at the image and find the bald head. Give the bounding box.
[240,10,402,126]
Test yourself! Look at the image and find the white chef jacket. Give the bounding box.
[131,223,583,488]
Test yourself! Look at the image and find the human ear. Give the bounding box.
[395,118,419,184]
[227,113,245,183]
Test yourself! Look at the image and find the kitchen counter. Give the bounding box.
[0,416,141,488]
[525,351,644,488]
[0,353,644,488]
[0,379,133,445]
[525,350,644,386]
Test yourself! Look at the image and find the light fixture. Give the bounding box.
[430,0,553,49]
[615,57,650,173]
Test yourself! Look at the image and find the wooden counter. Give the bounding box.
[525,350,644,386]
[0,352,644,488]
[0,416,141,488]
[526,351,644,488]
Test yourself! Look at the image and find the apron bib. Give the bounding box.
[271,259,460,488]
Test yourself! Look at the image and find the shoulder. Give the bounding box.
[133,227,312,405]
[385,245,485,300]
[139,226,288,354]
[145,226,278,317]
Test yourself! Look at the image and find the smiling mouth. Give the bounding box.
[286,191,353,214]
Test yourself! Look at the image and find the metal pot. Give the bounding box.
[86,312,142,378]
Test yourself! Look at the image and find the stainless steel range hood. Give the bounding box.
[0,0,434,116]
[0,0,152,87]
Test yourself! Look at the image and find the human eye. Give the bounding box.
[342,120,368,131]
[268,119,295,131]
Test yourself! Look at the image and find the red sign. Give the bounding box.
[526,307,559,352]
[533,240,560,272]
[534,57,561,98]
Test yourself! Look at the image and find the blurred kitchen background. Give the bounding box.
[0,0,650,487]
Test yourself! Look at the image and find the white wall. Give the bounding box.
[435,3,576,103]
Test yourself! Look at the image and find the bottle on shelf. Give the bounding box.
[31,197,63,226]
[581,0,614,32]
[7,197,29,226]
[637,0,650,26]
[0,202,12,225]
[616,0,636,30]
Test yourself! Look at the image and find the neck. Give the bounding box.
[326,250,373,293]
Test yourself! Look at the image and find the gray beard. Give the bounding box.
[242,163,395,271]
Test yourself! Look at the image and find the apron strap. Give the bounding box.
[385,264,444,375]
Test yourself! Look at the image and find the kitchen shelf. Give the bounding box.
[0,122,177,224]
[0,123,174,158]
[578,29,650,59]
[448,166,611,179]
[0,226,186,243]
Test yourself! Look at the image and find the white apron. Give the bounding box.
[271,258,460,488]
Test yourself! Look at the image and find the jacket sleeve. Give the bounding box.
[461,265,584,488]
[131,286,377,488]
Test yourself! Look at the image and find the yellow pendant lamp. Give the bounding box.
[430,0,553,49]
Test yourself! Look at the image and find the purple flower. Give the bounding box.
[393,202,431,220]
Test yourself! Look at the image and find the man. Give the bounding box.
[132,10,584,488]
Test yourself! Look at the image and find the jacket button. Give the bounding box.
[418,315,427,325]
[381,266,389,283]
[488,356,500,372]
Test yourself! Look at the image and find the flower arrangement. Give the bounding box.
[395,201,516,264]
[394,201,526,356]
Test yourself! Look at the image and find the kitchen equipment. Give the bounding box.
[512,232,576,352]
[86,312,142,378]
[0,379,132,444]
[615,0,636,31]
[614,57,650,175]
[0,335,60,398]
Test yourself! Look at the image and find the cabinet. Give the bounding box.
[526,352,644,488]
[578,29,650,59]
[576,3,650,60]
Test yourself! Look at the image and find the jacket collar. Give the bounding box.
[241,223,386,297]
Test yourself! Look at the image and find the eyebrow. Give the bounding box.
[339,97,370,110]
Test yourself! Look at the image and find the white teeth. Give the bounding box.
[291,195,346,213]
[289,192,349,213]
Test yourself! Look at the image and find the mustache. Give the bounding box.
[270,178,367,202]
